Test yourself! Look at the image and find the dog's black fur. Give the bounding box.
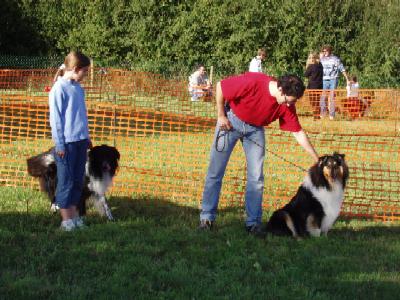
[27,144,120,220]
[265,152,349,238]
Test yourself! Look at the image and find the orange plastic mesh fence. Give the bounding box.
[1,68,399,221]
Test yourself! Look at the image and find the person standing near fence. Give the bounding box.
[319,45,349,120]
[249,48,267,73]
[304,52,323,119]
[188,64,212,101]
[198,72,319,236]
[49,51,92,231]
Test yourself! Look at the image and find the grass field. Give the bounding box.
[1,186,400,299]
[1,84,400,298]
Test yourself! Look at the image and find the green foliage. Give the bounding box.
[2,0,399,86]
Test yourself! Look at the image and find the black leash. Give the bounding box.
[215,128,308,173]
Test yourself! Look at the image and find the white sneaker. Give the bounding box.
[60,219,76,231]
[73,216,86,229]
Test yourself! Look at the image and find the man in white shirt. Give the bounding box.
[188,65,212,101]
[249,48,267,73]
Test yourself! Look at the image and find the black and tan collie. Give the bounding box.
[265,153,349,238]
[27,144,120,220]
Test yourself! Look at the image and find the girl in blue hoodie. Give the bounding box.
[49,51,92,231]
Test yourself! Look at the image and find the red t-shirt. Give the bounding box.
[221,72,302,132]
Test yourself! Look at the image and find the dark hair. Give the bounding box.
[196,64,205,70]
[321,44,332,53]
[277,75,305,99]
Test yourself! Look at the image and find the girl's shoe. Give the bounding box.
[60,219,76,231]
[73,216,86,229]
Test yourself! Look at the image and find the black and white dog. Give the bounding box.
[27,144,120,221]
[265,153,349,238]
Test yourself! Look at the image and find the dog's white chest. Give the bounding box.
[87,173,112,196]
[304,176,344,233]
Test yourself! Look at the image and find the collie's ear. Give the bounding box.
[334,152,346,163]
[318,155,328,167]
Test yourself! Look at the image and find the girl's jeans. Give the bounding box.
[320,78,338,117]
[55,139,89,209]
[200,109,265,226]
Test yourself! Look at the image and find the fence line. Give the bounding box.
[0,68,399,221]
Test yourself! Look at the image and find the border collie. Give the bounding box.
[27,144,120,220]
[265,153,349,238]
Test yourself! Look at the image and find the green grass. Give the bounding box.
[1,186,400,299]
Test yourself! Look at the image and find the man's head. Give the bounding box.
[277,75,305,106]
[321,45,332,57]
[196,64,206,75]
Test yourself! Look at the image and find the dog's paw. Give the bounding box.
[50,203,59,213]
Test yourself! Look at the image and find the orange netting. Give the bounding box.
[0,68,399,221]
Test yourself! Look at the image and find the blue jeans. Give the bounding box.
[54,139,89,209]
[200,109,265,226]
[320,79,338,117]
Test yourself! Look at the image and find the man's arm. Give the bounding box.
[215,81,232,130]
[292,130,319,162]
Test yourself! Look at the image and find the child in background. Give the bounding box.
[345,76,369,118]
[49,51,92,231]
[249,48,267,73]
[346,75,359,98]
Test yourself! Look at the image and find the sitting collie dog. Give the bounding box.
[265,153,349,238]
[27,144,120,221]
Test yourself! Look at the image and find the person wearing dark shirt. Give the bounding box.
[304,52,323,119]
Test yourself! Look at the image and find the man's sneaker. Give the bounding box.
[246,224,266,238]
[198,219,214,231]
[60,219,76,232]
[73,216,86,229]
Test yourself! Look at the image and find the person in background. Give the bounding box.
[49,51,92,231]
[346,75,359,98]
[198,72,319,236]
[319,45,350,120]
[304,52,323,119]
[345,75,370,118]
[188,64,212,101]
[249,48,267,73]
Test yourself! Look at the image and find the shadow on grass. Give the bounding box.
[1,195,400,299]
[0,195,245,233]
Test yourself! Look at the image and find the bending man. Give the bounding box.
[199,72,319,236]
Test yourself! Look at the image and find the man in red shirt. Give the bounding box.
[199,72,319,236]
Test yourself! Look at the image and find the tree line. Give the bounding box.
[1,0,399,87]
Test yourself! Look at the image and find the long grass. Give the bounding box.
[1,186,399,299]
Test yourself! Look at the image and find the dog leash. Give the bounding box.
[215,128,308,173]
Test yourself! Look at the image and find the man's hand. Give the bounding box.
[292,130,319,162]
[217,115,232,131]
